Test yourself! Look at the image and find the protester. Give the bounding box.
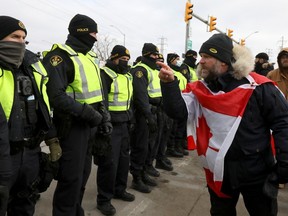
[254,52,274,76]
[158,33,288,216]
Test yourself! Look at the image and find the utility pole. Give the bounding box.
[278,36,286,50]
[158,36,167,55]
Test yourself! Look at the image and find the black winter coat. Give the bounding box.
[161,72,288,195]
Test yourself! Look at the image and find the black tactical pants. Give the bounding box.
[96,122,130,204]
[7,147,41,216]
[53,121,91,216]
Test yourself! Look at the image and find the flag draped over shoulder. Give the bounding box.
[182,72,273,197]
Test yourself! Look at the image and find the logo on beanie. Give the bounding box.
[209,48,217,54]
[125,49,130,55]
[18,21,26,30]
[76,28,89,33]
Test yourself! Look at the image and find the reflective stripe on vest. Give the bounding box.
[173,70,187,91]
[0,63,51,120]
[134,62,162,98]
[50,44,103,104]
[31,61,51,112]
[102,67,133,111]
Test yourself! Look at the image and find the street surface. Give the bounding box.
[35,149,288,216]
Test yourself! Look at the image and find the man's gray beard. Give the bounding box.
[204,71,218,83]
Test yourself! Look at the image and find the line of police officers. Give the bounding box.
[0,14,198,216]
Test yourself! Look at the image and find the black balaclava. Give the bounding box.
[67,14,98,52]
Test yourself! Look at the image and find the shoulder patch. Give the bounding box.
[135,71,143,78]
[50,55,63,66]
[182,69,188,75]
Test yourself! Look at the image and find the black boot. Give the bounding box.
[141,171,157,186]
[174,140,184,157]
[131,175,151,193]
[163,156,172,166]
[155,159,173,171]
[166,148,183,158]
[97,202,116,216]
[145,165,160,177]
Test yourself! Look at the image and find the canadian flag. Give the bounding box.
[182,72,272,197]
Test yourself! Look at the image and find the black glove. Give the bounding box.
[0,185,8,216]
[92,133,112,159]
[98,122,113,136]
[146,115,157,133]
[80,103,103,127]
[263,172,278,199]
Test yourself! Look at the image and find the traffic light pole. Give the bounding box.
[192,13,239,44]
[185,19,190,52]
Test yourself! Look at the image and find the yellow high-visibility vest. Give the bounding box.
[0,61,50,120]
[133,62,162,98]
[47,44,103,104]
[102,66,133,111]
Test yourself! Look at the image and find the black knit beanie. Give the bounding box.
[167,53,179,64]
[199,33,233,64]
[255,52,269,61]
[68,14,98,36]
[110,45,130,60]
[185,50,197,58]
[142,43,159,56]
[0,16,27,40]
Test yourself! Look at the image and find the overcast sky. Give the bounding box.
[1,0,287,64]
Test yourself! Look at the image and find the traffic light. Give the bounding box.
[184,2,193,23]
[240,39,246,46]
[209,16,217,32]
[227,29,233,38]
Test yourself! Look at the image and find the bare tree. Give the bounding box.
[93,34,116,63]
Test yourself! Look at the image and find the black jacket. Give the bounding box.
[130,57,161,119]
[161,72,288,194]
[42,35,108,121]
[0,104,11,186]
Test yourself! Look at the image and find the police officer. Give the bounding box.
[154,54,173,171]
[180,50,198,83]
[130,43,162,193]
[165,53,189,158]
[0,16,61,216]
[42,14,110,216]
[96,45,135,215]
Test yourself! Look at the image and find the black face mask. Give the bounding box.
[76,34,97,50]
[117,59,129,74]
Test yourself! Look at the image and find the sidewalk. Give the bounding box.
[35,150,288,216]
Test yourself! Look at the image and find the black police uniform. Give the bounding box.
[42,34,107,216]
[130,56,161,190]
[179,51,198,83]
[96,60,134,206]
[4,50,52,216]
[166,63,187,157]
